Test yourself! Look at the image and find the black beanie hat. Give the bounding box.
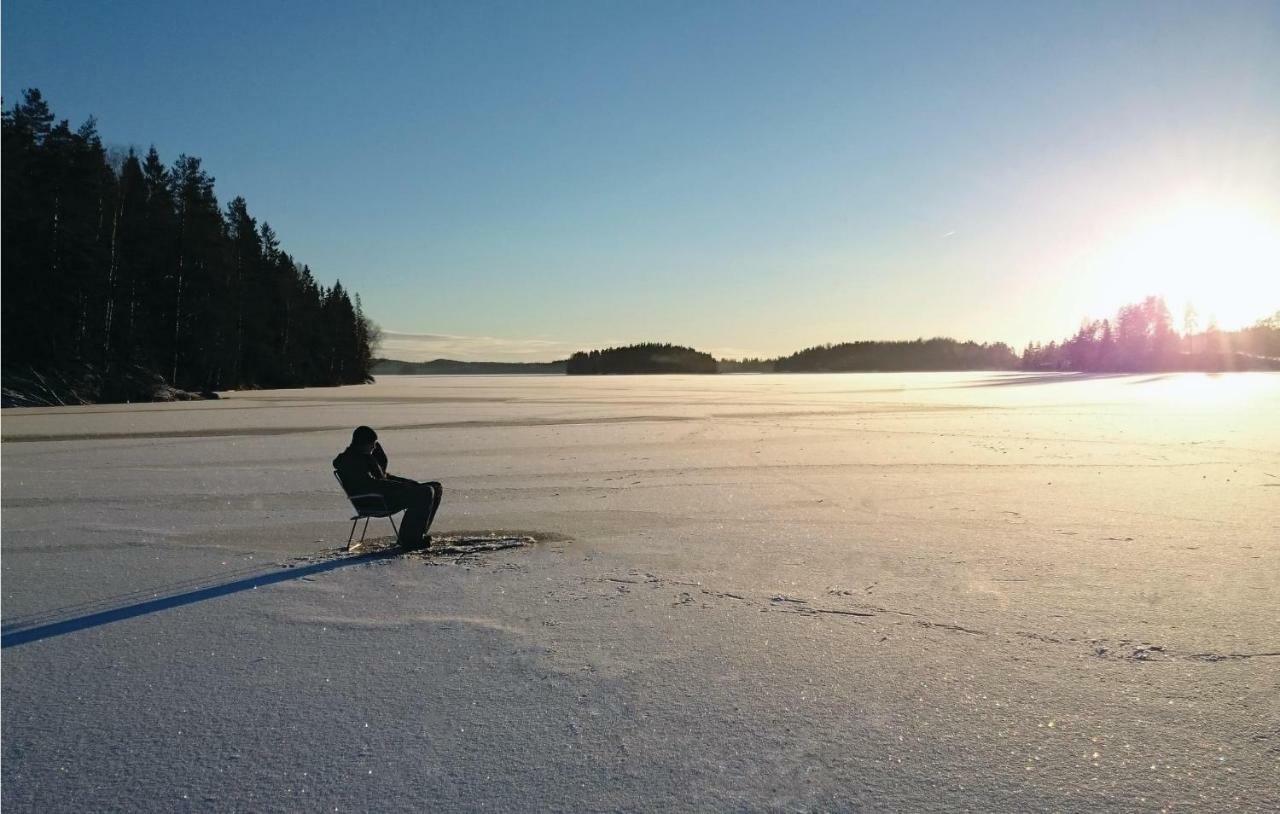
[352,425,378,444]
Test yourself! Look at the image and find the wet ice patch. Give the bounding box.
[336,529,565,560]
[417,533,538,555]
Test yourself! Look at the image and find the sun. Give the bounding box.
[1092,197,1280,330]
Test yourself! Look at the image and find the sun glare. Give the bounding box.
[1093,198,1280,329]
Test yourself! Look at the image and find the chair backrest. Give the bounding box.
[334,471,392,516]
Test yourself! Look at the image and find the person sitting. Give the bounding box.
[333,426,443,550]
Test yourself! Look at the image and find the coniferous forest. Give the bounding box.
[1020,297,1280,372]
[566,343,718,374]
[774,338,1019,372]
[2,90,377,405]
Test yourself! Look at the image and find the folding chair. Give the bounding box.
[334,471,401,549]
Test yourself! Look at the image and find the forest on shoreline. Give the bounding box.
[774,338,1018,372]
[5,92,1276,401]
[374,299,1280,377]
[488,299,1280,375]
[566,344,718,375]
[1018,296,1279,372]
[2,90,377,406]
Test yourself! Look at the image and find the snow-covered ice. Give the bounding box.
[3,372,1278,811]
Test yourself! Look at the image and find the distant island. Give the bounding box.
[566,343,718,374]
[562,338,1017,374]
[560,337,1018,375]
[372,358,566,375]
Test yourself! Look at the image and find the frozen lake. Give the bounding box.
[3,372,1278,811]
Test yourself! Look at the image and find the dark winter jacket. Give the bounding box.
[333,442,413,509]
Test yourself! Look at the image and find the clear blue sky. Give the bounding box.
[5,0,1278,360]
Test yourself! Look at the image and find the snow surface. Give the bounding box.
[2,372,1278,812]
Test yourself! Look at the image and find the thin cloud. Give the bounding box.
[377,330,584,362]
[378,331,762,363]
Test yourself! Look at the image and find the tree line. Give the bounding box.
[773,338,1019,372]
[562,338,1018,374]
[572,304,1279,376]
[1021,296,1280,371]
[566,343,718,374]
[2,89,377,403]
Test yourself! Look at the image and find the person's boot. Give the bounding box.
[400,535,429,552]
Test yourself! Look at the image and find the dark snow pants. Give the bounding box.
[393,480,443,545]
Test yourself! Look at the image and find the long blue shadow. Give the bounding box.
[952,372,1133,388]
[2,548,401,649]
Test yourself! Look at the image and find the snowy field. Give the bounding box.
[3,372,1278,812]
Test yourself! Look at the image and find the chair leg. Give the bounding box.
[388,515,399,540]
[348,519,358,547]
[359,517,371,543]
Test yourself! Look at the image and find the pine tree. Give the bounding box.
[108,149,147,366]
